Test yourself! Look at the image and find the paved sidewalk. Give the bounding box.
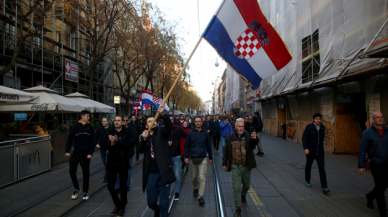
[256,134,385,217]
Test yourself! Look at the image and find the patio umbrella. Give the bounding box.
[0,85,93,113]
[0,85,40,104]
[65,92,116,113]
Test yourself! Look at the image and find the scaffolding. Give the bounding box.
[0,0,117,112]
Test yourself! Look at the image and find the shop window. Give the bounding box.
[302,29,320,83]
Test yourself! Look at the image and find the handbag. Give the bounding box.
[365,135,384,171]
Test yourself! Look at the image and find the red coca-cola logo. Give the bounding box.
[31,103,49,110]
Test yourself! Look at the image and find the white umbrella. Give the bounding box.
[0,85,93,113]
[0,85,40,104]
[65,92,116,113]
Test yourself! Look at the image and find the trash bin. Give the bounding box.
[281,123,286,140]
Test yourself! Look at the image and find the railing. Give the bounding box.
[0,135,51,188]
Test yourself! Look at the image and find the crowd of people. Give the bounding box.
[63,108,388,217]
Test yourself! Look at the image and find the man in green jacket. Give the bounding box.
[222,118,258,217]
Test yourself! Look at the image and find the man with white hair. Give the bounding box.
[358,112,388,217]
[222,118,258,217]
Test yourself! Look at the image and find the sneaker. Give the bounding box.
[111,206,119,215]
[241,195,247,205]
[174,193,179,201]
[71,189,81,200]
[199,197,205,205]
[83,193,89,200]
[256,152,261,156]
[366,194,374,209]
[193,189,199,197]
[116,209,125,217]
[259,152,264,157]
[154,209,161,217]
[234,207,242,217]
[127,186,130,191]
[306,181,311,188]
[103,178,108,183]
[322,187,330,194]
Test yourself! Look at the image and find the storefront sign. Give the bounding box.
[114,96,120,104]
[15,113,27,121]
[256,91,260,96]
[65,58,78,83]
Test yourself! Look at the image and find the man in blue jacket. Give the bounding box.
[358,112,388,217]
[184,116,213,206]
[220,117,234,155]
[302,113,330,194]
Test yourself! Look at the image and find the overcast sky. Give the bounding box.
[151,0,226,102]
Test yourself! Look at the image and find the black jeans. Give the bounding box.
[368,163,388,214]
[107,164,129,209]
[213,134,221,150]
[69,152,91,192]
[305,154,327,187]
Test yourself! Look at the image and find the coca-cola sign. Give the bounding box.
[31,103,49,110]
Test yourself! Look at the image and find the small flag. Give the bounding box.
[141,89,170,113]
[202,0,292,90]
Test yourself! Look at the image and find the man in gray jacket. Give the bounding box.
[358,112,388,217]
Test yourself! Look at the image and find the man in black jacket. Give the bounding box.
[65,110,96,201]
[184,116,213,206]
[253,112,264,156]
[168,116,187,201]
[95,117,111,183]
[107,115,135,217]
[138,105,175,217]
[203,115,214,138]
[213,116,221,152]
[129,115,143,162]
[302,113,330,194]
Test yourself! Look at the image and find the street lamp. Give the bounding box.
[131,89,136,96]
[215,57,219,67]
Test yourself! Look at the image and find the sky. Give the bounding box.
[151,0,226,102]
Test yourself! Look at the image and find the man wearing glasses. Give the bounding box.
[123,116,129,129]
[358,112,388,217]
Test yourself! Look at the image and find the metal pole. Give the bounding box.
[361,17,388,59]
[14,4,18,89]
[279,71,297,94]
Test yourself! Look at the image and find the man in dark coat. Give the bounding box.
[213,116,221,152]
[128,114,143,162]
[358,112,388,217]
[138,105,174,217]
[253,112,264,156]
[203,115,215,137]
[302,113,329,194]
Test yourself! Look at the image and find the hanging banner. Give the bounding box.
[65,59,78,82]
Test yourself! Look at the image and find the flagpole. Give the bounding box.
[148,37,203,133]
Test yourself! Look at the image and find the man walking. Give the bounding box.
[115,116,139,192]
[138,105,175,217]
[303,113,330,194]
[184,116,213,206]
[169,116,187,201]
[203,115,214,139]
[65,110,95,200]
[95,117,111,183]
[107,116,135,217]
[129,115,143,162]
[220,117,234,155]
[253,112,264,157]
[222,118,258,217]
[213,116,221,152]
[244,116,251,132]
[358,112,388,217]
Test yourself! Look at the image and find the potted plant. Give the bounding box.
[2,121,22,135]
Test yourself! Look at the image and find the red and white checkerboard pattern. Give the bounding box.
[233,29,261,60]
[152,95,160,105]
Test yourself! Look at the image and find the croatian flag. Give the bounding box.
[141,89,170,113]
[202,0,293,90]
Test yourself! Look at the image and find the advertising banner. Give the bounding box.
[65,59,78,82]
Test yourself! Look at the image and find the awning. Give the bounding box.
[0,85,40,104]
[65,92,116,113]
[0,86,93,113]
